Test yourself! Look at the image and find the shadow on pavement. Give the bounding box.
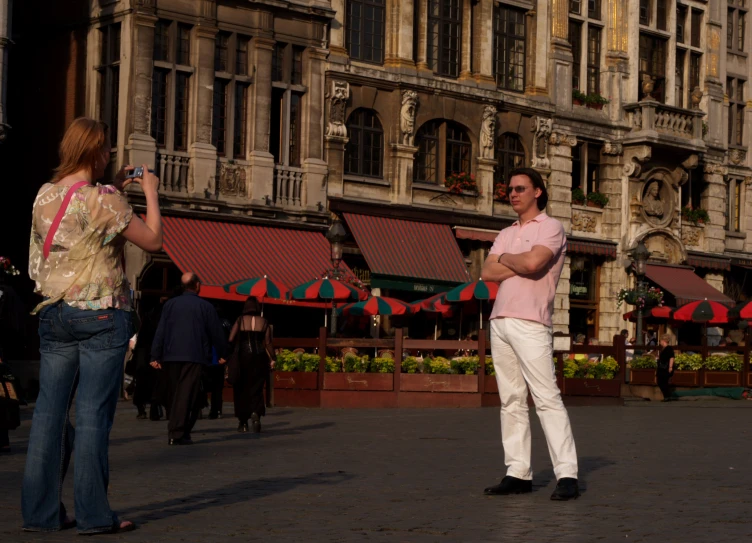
[194,422,335,444]
[534,456,616,493]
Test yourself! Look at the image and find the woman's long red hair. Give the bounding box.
[52,117,109,183]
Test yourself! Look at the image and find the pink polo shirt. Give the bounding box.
[488,213,566,328]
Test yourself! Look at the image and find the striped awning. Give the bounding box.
[454,227,499,243]
[343,213,470,283]
[645,264,733,306]
[686,251,731,271]
[159,216,352,289]
[566,238,617,258]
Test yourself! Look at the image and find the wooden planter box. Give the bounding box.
[629,369,656,385]
[274,371,318,390]
[400,374,478,393]
[484,374,498,394]
[703,371,741,387]
[671,370,699,387]
[563,378,621,397]
[323,373,394,391]
[747,373,752,388]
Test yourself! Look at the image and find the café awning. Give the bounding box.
[645,264,734,306]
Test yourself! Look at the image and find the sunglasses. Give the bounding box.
[508,185,530,193]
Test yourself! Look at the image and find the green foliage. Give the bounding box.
[277,349,302,372]
[571,188,586,205]
[674,352,703,371]
[563,355,619,379]
[402,356,419,374]
[630,354,657,369]
[681,206,710,225]
[451,356,480,375]
[563,359,578,379]
[585,93,610,106]
[424,356,452,374]
[572,89,587,102]
[586,191,609,207]
[704,354,743,371]
[343,353,370,373]
[300,353,320,373]
[325,356,342,373]
[484,357,495,375]
[371,357,395,373]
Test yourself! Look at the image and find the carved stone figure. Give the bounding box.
[479,105,497,159]
[729,148,747,165]
[400,90,418,146]
[218,162,247,196]
[326,80,350,138]
[681,226,701,247]
[530,116,553,169]
[690,87,703,108]
[643,181,665,218]
[572,212,597,233]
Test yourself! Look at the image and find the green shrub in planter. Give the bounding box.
[425,356,452,374]
[300,353,320,373]
[371,357,395,373]
[344,353,370,373]
[630,354,657,369]
[485,357,495,375]
[572,188,586,205]
[704,354,742,371]
[674,353,703,371]
[277,349,302,372]
[586,191,609,207]
[563,359,578,378]
[451,356,480,375]
[402,356,419,374]
[325,356,342,373]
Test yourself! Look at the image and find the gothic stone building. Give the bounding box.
[24,0,752,342]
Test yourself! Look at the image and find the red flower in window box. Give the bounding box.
[444,172,480,195]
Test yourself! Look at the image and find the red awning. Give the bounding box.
[686,252,731,271]
[454,228,616,258]
[344,213,470,283]
[455,227,499,243]
[158,216,353,302]
[645,264,733,306]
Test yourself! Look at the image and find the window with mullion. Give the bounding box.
[568,20,582,90]
[675,48,685,108]
[587,0,600,20]
[344,109,384,178]
[428,0,461,77]
[446,123,471,176]
[212,78,229,155]
[236,36,249,76]
[493,5,526,92]
[233,84,248,158]
[347,0,385,64]
[494,133,525,186]
[151,68,168,147]
[154,20,170,62]
[174,72,190,151]
[728,77,746,147]
[639,34,666,102]
[728,4,747,53]
[586,26,601,94]
[99,23,121,147]
[177,24,191,65]
[215,33,230,72]
[414,121,440,184]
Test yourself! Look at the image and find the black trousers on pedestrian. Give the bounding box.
[657,368,672,399]
[166,362,204,440]
[206,365,225,415]
[0,428,8,448]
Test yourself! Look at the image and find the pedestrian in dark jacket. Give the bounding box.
[151,272,227,445]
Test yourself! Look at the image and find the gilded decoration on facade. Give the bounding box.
[400,90,418,146]
[480,106,497,159]
[326,80,350,139]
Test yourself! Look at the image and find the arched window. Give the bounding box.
[344,109,384,178]
[495,133,526,186]
[346,0,386,64]
[414,120,471,185]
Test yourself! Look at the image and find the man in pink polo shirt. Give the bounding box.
[481,167,579,501]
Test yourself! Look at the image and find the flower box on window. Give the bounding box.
[444,172,480,196]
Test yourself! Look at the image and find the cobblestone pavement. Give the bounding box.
[1,400,752,542]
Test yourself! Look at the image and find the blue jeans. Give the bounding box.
[22,303,131,533]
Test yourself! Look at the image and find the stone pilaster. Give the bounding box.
[553,255,570,335]
[550,0,573,110]
[604,0,628,122]
[459,0,472,80]
[248,37,275,204]
[325,136,348,199]
[547,131,577,233]
[415,0,430,73]
[598,259,624,344]
[745,177,752,253]
[189,23,219,197]
[390,144,418,204]
[329,0,348,61]
[476,157,495,216]
[384,0,415,72]
[599,142,624,239]
[702,162,728,254]
[302,48,328,209]
[126,7,158,168]
[472,0,495,88]
[704,17,725,146]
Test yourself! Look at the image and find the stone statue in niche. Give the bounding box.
[479,105,497,159]
[325,80,350,138]
[642,181,666,218]
[400,90,418,146]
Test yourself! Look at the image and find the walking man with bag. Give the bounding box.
[481,167,579,501]
[150,272,227,445]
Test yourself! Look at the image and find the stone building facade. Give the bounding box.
[36,0,752,342]
[0,0,11,143]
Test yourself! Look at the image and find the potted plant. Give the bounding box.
[400,356,479,393]
[324,353,394,391]
[672,352,702,386]
[681,206,710,226]
[629,354,657,385]
[572,187,586,206]
[585,93,610,110]
[572,89,587,106]
[562,355,621,397]
[616,286,664,309]
[274,349,319,390]
[444,172,480,196]
[703,354,743,387]
[586,191,609,208]
[493,183,510,203]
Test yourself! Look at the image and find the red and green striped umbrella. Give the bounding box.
[223,275,288,299]
[342,296,417,317]
[729,300,752,320]
[412,292,453,317]
[290,278,361,302]
[671,300,730,324]
[622,305,674,322]
[444,279,499,302]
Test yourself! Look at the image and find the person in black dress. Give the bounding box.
[656,334,675,401]
[228,298,275,433]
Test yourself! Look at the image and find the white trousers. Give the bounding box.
[490,317,578,481]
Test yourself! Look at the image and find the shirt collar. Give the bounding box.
[512,212,549,227]
[182,290,198,297]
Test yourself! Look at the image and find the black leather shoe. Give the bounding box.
[550,478,580,501]
[484,476,532,495]
[168,437,194,446]
[238,422,249,432]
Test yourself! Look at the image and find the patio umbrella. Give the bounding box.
[342,296,417,317]
[223,275,289,316]
[622,305,674,322]
[728,300,752,320]
[290,277,361,327]
[444,279,499,330]
[671,299,730,324]
[412,292,454,340]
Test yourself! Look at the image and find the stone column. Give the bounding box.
[459,0,472,80]
[702,162,728,254]
[553,255,571,335]
[248,37,275,205]
[390,144,418,204]
[384,0,415,72]
[604,0,628,121]
[329,0,348,62]
[415,0,430,74]
[599,142,624,239]
[476,158,495,216]
[547,131,577,233]
[302,48,329,210]
[598,259,623,343]
[0,0,12,142]
[126,6,158,169]
[550,0,573,109]
[189,23,219,198]
[472,0,494,89]
[324,79,349,199]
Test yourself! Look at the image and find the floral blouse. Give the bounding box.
[29,183,134,314]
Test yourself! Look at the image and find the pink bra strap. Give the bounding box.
[43,181,90,260]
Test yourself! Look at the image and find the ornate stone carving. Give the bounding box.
[640,232,685,264]
[623,146,652,178]
[681,226,702,247]
[479,105,497,159]
[400,90,418,146]
[217,162,247,197]
[603,142,623,156]
[703,162,728,176]
[549,132,577,146]
[325,80,350,139]
[642,180,666,218]
[729,148,747,165]
[690,87,703,108]
[572,212,597,233]
[746,176,752,186]
[531,117,553,169]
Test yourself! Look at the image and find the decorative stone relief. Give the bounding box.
[479,106,497,159]
[746,176,752,186]
[217,162,247,197]
[572,212,597,233]
[549,132,577,146]
[703,162,728,176]
[640,232,685,264]
[729,148,747,165]
[643,181,667,218]
[623,146,652,178]
[325,80,350,139]
[681,226,702,247]
[530,117,553,169]
[400,90,418,146]
[603,142,623,156]
[690,87,703,108]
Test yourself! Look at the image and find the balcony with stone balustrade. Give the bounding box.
[623,100,705,152]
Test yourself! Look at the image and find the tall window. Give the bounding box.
[494,133,525,187]
[728,1,747,53]
[346,0,385,64]
[98,23,121,147]
[212,33,251,158]
[681,167,705,211]
[569,21,582,90]
[270,43,307,167]
[690,9,702,47]
[428,0,462,77]
[675,5,703,108]
[656,0,667,31]
[151,20,193,151]
[586,27,601,94]
[727,178,744,232]
[639,34,667,102]
[493,5,526,91]
[639,0,650,25]
[727,77,746,147]
[587,0,601,19]
[569,4,603,95]
[344,109,384,178]
[677,5,687,44]
[571,142,600,196]
[414,120,471,185]
[675,49,685,108]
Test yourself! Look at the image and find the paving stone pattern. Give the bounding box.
[1,401,751,542]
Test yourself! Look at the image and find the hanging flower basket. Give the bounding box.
[616,287,664,309]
